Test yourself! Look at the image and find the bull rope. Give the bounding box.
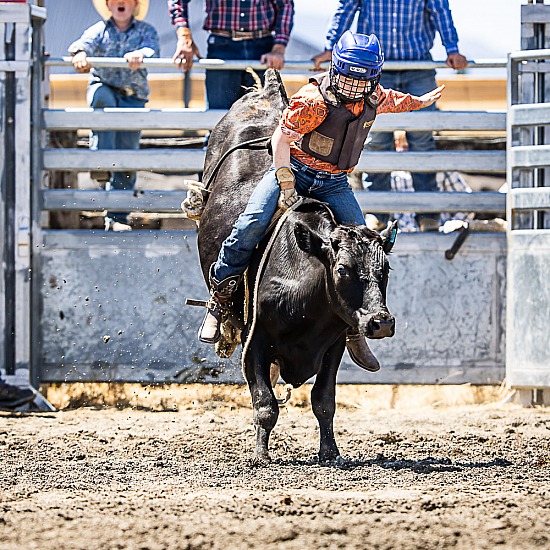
[241,201,303,403]
[181,136,272,221]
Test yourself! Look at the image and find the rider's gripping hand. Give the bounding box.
[276,167,299,211]
[279,188,299,210]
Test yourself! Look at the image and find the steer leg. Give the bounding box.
[244,345,279,464]
[311,340,344,462]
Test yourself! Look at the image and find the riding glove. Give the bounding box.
[276,167,299,211]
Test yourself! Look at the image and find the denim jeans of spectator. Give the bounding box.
[367,67,439,223]
[88,82,146,224]
[205,35,274,110]
[213,159,365,281]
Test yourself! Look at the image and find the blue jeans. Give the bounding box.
[367,68,439,222]
[205,35,274,109]
[87,82,146,224]
[213,159,364,281]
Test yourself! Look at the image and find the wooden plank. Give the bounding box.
[0,4,30,23]
[356,191,506,214]
[42,229,196,248]
[519,61,550,74]
[373,111,506,132]
[0,61,28,72]
[41,190,188,212]
[29,6,46,20]
[511,145,550,168]
[43,148,506,173]
[43,108,227,131]
[43,109,506,133]
[510,48,550,61]
[43,148,206,172]
[510,188,550,211]
[355,150,506,173]
[510,104,550,127]
[521,4,550,24]
[41,189,506,215]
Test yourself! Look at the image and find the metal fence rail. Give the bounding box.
[45,57,507,71]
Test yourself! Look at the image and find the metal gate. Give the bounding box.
[506,2,550,403]
[36,88,508,385]
[1,3,512,388]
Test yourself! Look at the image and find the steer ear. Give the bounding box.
[294,221,329,259]
[380,220,398,254]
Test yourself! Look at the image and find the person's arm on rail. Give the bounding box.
[261,0,295,70]
[68,21,104,73]
[427,0,468,70]
[168,0,201,71]
[125,24,160,70]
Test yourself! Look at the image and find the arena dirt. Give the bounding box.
[0,384,549,549]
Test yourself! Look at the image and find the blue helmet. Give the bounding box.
[330,31,384,102]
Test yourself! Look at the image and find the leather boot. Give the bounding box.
[199,266,241,344]
[345,329,380,372]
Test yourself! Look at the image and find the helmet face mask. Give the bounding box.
[330,69,379,103]
[330,31,384,103]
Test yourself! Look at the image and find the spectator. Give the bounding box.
[199,31,443,371]
[0,377,34,410]
[68,0,159,231]
[312,0,468,232]
[168,0,294,109]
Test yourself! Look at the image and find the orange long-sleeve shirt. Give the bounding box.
[281,82,425,173]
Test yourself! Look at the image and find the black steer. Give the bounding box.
[197,69,397,463]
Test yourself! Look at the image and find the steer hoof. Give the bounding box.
[318,449,341,464]
[250,453,271,467]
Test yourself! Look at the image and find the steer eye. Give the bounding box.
[336,265,348,278]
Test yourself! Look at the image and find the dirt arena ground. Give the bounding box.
[0,384,549,550]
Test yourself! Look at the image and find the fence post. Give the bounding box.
[0,2,45,389]
[506,1,550,404]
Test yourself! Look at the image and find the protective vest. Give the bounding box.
[300,73,378,171]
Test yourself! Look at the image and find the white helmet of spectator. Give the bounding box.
[92,0,149,21]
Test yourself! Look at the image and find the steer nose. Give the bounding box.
[366,315,395,339]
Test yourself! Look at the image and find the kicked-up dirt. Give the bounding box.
[0,384,549,549]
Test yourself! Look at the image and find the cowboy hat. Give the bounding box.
[92,0,149,21]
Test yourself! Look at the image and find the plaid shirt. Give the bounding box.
[68,18,159,101]
[168,0,294,45]
[325,0,460,60]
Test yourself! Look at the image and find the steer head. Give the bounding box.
[294,220,398,339]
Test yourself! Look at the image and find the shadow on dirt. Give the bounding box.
[276,455,513,473]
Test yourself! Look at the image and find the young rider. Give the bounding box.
[200,31,444,371]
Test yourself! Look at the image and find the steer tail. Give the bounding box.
[262,68,289,109]
[245,67,262,91]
